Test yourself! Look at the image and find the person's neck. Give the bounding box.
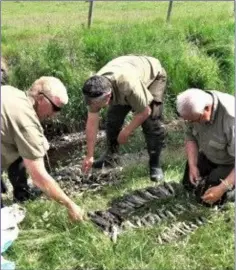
[208,94,214,121]
[28,94,38,114]
[26,91,36,105]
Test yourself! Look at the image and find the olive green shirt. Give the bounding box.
[1,85,48,169]
[95,55,163,113]
[185,90,235,165]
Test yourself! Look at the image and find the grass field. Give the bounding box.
[1,1,234,126]
[1,2,235,270]
[3,139,234,270]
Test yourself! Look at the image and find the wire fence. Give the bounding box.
[87,0,174,28]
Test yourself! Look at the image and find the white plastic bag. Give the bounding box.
[1,204,26,270]
[1,255,16,270]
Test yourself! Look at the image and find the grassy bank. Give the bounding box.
[1,1,234,127]
[4,142,234,270]
[1,3,234,269]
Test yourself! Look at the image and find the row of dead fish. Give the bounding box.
[157,217,207,244]
[50,164,210,244]
[88,182,208,243]
[88,182,184,232]
[52,166,123,195]
[109,182,180,216]
[126,203,198,227]
[88,202,207,244]
[89,201,197,232]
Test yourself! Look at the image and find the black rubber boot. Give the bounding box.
[13,185,42,203]
[93,114,121,169]
[93,104,131,169]
[93,150,120,169]
[8,157,42,203]
[1,179,7,193]
[141,103,165,183]
[150,167,164,182]
[149,147,164,182]
[145,133,164,182]
[1,197,5,208]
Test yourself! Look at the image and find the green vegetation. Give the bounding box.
[1,2,234,270]
[2,1,234,127]
[4,145,234,270]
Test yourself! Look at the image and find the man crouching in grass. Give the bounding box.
[1,76,84,221]
[176,88,235,206]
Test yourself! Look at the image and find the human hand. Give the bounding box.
[201,185,225,204]
[68,203,84,222]
[189,166,201,186]
[117,128,131,144]
[82,156,94,174]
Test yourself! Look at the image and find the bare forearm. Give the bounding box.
[34,174,73,207]
[24,159,74,208]
[86,126,97,157]
[125,106,151,134]
[185,140,199,168]
[86,113,99,157]
[24,158,83,221]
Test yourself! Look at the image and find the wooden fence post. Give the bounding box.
[88,0,94,28]
[166,0,173,23]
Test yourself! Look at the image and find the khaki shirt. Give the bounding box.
[185,90,235,165]
[94,55,163,113]
[1,85,48,169]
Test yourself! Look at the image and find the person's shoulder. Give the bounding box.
[2,85,37,123]
[2,86,29,109]
[2,85,20,92]
[145,55,160,62]
[212,90,234,118]
[2,85,25,97]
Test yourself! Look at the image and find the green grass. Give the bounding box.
[4,142,234,270]
[1,3,234,270]
[2,131,234,270]
[1,1,234,128]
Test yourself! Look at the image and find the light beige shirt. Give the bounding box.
[185,90,235,165]
[1,85,48,169]
[95,55,163,113]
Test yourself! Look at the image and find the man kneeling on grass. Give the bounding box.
[176,88,235,206]
[1,76,84,221]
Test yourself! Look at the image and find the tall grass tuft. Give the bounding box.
[2,2,234,128]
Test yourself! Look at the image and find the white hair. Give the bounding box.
[28,76,68,105]
[176,88,213,117]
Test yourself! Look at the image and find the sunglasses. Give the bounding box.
[40,92,61,112]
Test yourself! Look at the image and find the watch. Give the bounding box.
[220,179,234,191]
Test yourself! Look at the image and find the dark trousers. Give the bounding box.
[1,179,7,208]
[1,157,29,207]
[105,69,167,168]
[182,152,234,204]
